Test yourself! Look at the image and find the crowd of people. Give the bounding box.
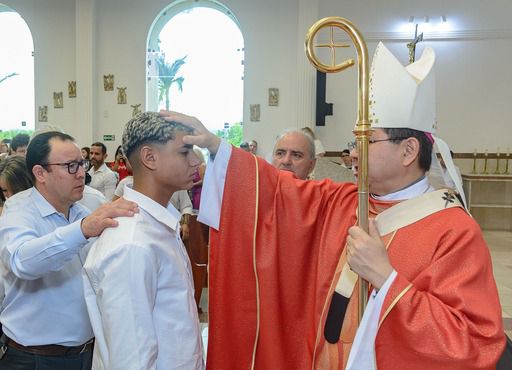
[0,41,508,370]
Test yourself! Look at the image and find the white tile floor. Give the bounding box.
[484,230,512,338]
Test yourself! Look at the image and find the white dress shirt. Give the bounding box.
[115,176,193,216]
[113,176,133,198]
[83,186,204,370]
[0,187,93,346]
[88,162,117,200]
[78,185,107,212]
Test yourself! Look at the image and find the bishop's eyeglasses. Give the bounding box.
[42,159,90,174]
[347,138,404,151]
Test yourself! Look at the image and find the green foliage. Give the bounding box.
[0,129,33,141]
[215,123,243,147]
[156,55,186,110]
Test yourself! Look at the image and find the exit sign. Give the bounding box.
[103,134,115,141]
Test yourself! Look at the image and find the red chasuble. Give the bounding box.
[206,147,504,370]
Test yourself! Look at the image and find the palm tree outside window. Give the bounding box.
[157,55,186,111]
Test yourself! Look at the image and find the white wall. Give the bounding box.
[318,0,512,153]
[4,0,78,137]
[2,0,511,155]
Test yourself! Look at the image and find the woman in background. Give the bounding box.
[0,156,33,214]
[81,146,91,160]
[112,145,130,182]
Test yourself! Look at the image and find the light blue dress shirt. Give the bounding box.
[0,187,93,346]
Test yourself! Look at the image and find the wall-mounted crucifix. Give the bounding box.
[406,24,423,64]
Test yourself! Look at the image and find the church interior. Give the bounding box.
[0,0,511,363]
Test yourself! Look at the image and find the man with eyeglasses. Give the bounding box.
[160,42,504,370]
[0,131,138,370]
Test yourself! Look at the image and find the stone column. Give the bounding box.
[75,0,96,143]
[294,0,319,129]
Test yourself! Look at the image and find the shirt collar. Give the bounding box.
[123,185,181,231]
[371,176,433,201]
[90,162,109,174]
[30,187,84,219]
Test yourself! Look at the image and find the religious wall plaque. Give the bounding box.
[68,81,76,98]
[38,106,48,122]
[53,92,63,109]
[268,88,279,106]
[131,104,142,117]
[104,74,114,91]
[250,104,260,122]
[117,87,127,104]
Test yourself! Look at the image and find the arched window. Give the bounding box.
[147,0,244,135]
[0,4,34,136]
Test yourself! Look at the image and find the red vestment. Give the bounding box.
[206,148,504,370]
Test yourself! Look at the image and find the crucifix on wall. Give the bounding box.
[406,24,423,64]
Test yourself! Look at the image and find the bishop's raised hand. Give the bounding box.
[159,110,221,155]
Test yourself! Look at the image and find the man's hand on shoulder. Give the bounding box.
[81,198,138,238]
[159,110,221,155]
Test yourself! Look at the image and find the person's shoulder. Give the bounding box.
[4,188,33,206]
[78,186,107,212]
[435,206,476,224]
[86,215,141,262]
[103,164,117,176]
[83,185,105,197]
[118,176,133,187]
[423,206,484,243]
[100,213,139,239]
[2,188,35,215]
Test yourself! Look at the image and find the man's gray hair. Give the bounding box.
[122,112,192,159]
[274,129,316,159]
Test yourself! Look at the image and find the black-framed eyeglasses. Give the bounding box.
[42,159,90,174]
[347,138,404,151]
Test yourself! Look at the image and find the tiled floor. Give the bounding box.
[198,230,512,339]
[485,230,512,338]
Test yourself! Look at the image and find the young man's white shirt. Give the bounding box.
[114,176,192,216]
[83,186,204,370]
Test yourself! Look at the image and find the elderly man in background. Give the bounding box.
[271,129,316,180]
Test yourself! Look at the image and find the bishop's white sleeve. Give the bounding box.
[346,269,398,370]
[197,140,232,230]
[84,244,159,370]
